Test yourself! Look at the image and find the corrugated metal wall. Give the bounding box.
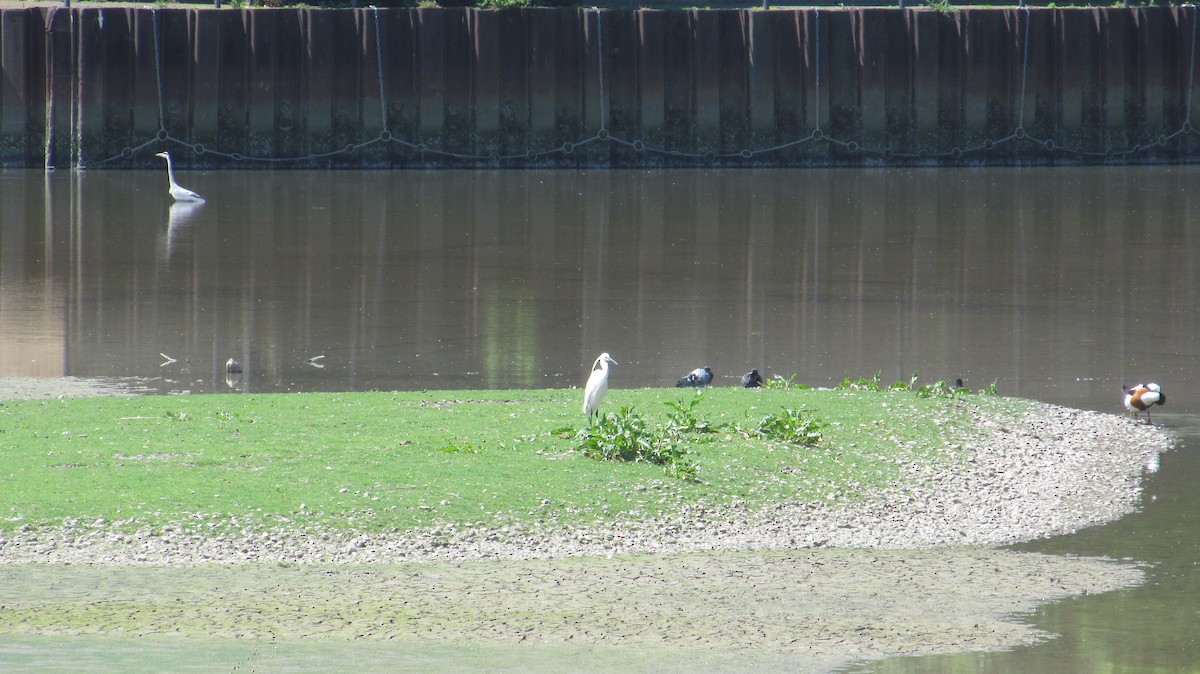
[1,6,1197,168]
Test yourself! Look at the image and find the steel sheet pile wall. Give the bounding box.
[1,6,1197,168]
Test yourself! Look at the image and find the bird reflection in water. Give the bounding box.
[161,200,204,263]
[225,358,243,390]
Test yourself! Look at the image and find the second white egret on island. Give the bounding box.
[583,352,618,422]
[154,151,206,203]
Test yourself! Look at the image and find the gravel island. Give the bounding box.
[0,377,1174,673]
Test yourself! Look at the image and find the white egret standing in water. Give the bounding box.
[583,352,617,422]
[154,151,205,202]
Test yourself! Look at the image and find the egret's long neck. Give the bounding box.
[163,157,178,187]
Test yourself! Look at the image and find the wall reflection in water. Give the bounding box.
[0,167,1196,408]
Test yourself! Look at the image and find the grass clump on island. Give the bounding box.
[0,375,1012,539]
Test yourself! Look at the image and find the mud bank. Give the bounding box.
[0,549,1149,673]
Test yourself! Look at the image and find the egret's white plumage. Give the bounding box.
[155,151,205,202]
[583,352,617,421]
[1123,382,1165,424]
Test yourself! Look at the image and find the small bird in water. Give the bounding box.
[1123,383,1165,425]
[226,357,243,374]
[676,366,714,388]
[154,151,206,203]
[583,352,618,421]
[740,369,763,388]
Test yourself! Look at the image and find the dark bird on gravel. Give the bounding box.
[740,369,764,388]
[676,366,714,388]
[1123,383,1165,424]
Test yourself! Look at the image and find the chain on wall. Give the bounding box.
[62,6,1200,170]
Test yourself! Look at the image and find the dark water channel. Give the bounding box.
[1,166,1198,671]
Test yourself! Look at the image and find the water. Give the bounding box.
[1,166,1198,670]
[4,167,1195,401]
[853,433,1200,672]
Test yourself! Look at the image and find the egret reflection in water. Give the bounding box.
[161,200,204,262]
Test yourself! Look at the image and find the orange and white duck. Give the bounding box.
[1123,383,1165,424]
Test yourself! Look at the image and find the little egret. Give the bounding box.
[154,151,206,203]
[1123,383,1165,424]
[226,357,243,374]
[583,352,618,421]
[676,366,713,388]
[740,368,763,388]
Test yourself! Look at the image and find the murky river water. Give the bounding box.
[1,166,1197,671]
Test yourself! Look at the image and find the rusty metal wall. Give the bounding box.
[1,6,1197,169]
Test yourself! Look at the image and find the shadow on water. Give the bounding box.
[1,166,1198,671]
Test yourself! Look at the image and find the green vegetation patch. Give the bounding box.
[0,384,1015,537]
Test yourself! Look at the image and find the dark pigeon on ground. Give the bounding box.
[676,366,714,388]
[740,368,763,388]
